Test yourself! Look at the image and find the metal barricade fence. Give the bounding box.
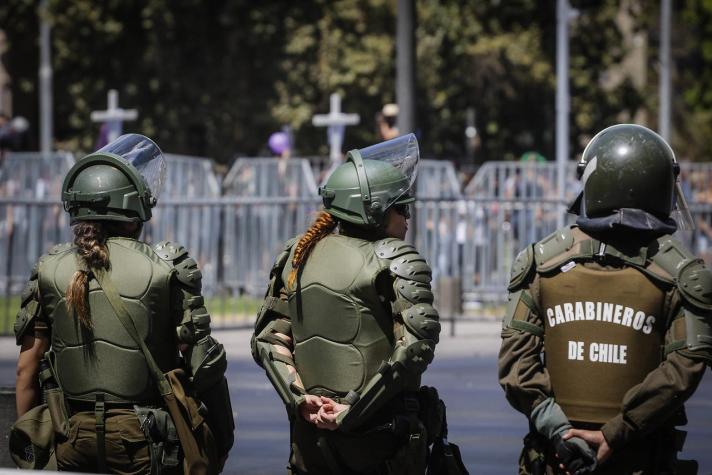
[221,197,321,294]
[2,196,712,332]
[414,198,564,307]
[163,154,221,198]
[0,152,74,198]
[0,198,70,333]
[417,160,462,199]
[4,154,712,333]
[145,154,223,293]
[464,160,581,202]
[223,157,318,197]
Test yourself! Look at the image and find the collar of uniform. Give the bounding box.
[574,228,649,267]
[591,240,648,267]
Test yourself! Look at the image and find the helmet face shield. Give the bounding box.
[320,134,420,226]
[96,134,166,199]
[62,134,165,223]
[673,181,695,230]
[355,133,419,211]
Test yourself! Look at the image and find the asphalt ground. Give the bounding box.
[0,321,710,474]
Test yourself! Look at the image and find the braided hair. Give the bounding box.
[287,211,338,289]
[65,222,111,329]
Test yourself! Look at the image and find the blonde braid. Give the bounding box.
[287,211,338,289]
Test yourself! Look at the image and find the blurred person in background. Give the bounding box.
[0,113,30,164]
[376,103,400,141]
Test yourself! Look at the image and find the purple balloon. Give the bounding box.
[268,132,290,155]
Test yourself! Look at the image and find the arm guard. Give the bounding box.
[251,238,305,415]
[337,239,440,431]
[154,241,227,391]
[14,260,47,345]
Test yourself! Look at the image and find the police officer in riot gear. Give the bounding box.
[252,134,442,474]
[14,135,234,473]
[499,124,712,474]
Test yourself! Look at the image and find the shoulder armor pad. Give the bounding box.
[649,237,712,309]
[175,257,202,289]
[20,279,39,306]
[30,260,41,280]
[534,227,575,272]
[154,241,189,262]
[48,242,72,255]
[272,237,298,275]
[390,253,432,284]
[375,238,432,284]
[678,260,712,311]
[508,246,535,291]
[154,241,202,289]
[15,268,43,344]
[375,238,419,260]
[647,237,696,285]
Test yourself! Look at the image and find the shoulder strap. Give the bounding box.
[93,269,173,397]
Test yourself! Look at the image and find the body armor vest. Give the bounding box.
[282,234,393,396]
[539,244,668,423]
[38,238,178,403]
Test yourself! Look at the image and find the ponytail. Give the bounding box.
[65,222,110,329]
[287,211,338,289]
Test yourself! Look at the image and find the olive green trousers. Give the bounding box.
[56,409,151,474]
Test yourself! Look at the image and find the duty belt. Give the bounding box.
[66,398,162,415]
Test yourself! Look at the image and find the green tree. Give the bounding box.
[1,1,711,164]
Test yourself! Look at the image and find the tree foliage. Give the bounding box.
[0,1,711,163]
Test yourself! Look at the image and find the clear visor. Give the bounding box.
[96,134,167,198]
[358,132,419,194]
[672,181,696,231]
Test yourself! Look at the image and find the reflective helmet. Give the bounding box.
[319,134,419,226]
[576,124,687,221]
[62,134,166,223]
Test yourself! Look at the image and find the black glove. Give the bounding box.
[552,434,597,475]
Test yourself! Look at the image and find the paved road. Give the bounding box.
[1,322,710,474]
[221,322,712,474]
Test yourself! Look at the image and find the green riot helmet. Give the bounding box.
[62,134,166,223]
[574,123,694,229]
[319,133,419,226]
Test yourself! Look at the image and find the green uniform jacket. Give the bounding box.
[498,226,711,450]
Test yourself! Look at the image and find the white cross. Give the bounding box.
[312,93,360,164]
[90,89,138,143]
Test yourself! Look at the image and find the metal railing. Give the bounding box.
[0,152,74,198]
[4,156,712,334]
[223,157,318,197]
